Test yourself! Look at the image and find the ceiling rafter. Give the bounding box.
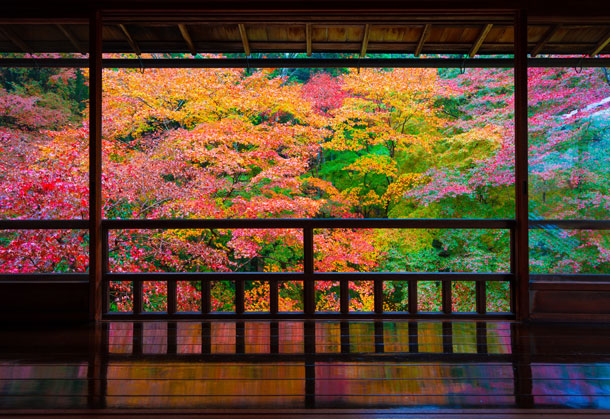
[590,28,610,56]
[238,23,251,56]
[178,24,196,55]
[360,24,370,58]
[0,26,32,54]
[530,24,561,57]
[414,23,430,57]
[468,23,493,57]
[118,24,141,55]
[56,24,84,54]
[306,23,312,56]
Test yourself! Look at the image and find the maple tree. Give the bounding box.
[2,58,609,313]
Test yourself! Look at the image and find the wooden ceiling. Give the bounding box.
[0,21,609,57]
[0,1,609,57]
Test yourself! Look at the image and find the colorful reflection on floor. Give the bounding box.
[0,321,609,410]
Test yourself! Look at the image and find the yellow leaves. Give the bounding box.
[383,173,424,203]
[340,187,385,208]
[438,125,505,168]
[344,155,398,177]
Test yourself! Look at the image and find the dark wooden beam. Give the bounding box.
[590,28,610,56]
[118,23,141,55]
[178,23,196,55]
[530,24,560,57]
[237,23,250,56]
[414,23,430,57]
[89,10,103,322]
[0,26,32,54]
[468,23,493,57]
[306,23,312,56]
[56,24,85,54]
[360,23,370,58]
[514,10,529,322]
[4,57,610,69]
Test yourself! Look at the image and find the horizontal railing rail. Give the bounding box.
[103,218,515,229]
[529,220,610,229]
[0,219,89,229]
[103,272,514,282]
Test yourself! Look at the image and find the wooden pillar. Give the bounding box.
[514,10,530,321]
[89,9,103,322]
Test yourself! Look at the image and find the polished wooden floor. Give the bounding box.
[0,320,609,417]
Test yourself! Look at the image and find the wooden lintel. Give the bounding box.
[0,26,32,54]
[56,24,84,54]
[118,24,141,56]
[306,23,312,57]
[360,24,370,58]
[590,28,610,56]
[468,23,493,58]
[415,24,431,57]
[178,23,197,55]
[530,24,560,57]
[238,23,250,56]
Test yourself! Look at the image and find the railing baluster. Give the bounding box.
[235,279,245,314]
[510,227,517,314]
[270,279,279,315]
[340,279,349,315]
[201,280,211,314]
[303,228,315,316]
[167,280,177,315]
[374,279,383,315]
[476,281,487,314]
[133,280,143,315]
[408,279,418,314]
[101,228,109,315]
[442,280,452,314]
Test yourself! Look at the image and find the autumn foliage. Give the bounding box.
[1,60,610,313]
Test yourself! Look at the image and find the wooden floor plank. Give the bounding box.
[0,320,609,414]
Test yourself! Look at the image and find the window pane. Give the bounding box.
[0,229,88,273]
[530,229,610,274]
[528,67,610,220]
[1,64,88,220]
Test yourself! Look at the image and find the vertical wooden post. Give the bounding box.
[514,10,530,321]
[89,9,103,322]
